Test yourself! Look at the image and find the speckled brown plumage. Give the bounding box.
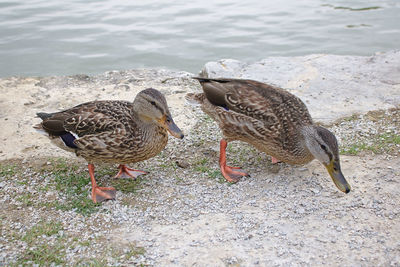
[188,77,351,193]
[34,88,184,202]
[38,98,166,164]
[189,78,314,164]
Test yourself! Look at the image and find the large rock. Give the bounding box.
[201,50,400,124]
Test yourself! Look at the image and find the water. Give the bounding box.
[0,0,399,78]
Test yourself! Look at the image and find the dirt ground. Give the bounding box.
[0,71,399,266]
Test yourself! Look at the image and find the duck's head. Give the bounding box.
[134,88,184,139]
[302,125,351,193]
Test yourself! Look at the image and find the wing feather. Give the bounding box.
[196,78,313,149]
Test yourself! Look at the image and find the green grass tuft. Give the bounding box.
[18,242,66,265]
[45,158,100,215]
[192,157,226,183]
[340,143,369,155]
[111,243,146,261]
[124,245,146,259]
[16,220,66,265]
[22,221,63,244]
[16,193,35,207]
[340,133,400,155]
[0,164,17,177]
[112,178,142,194]
[380,133,400,144]
[193,157,209,173]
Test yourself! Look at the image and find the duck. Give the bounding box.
[34,88,184,203]
[187,77,350,193]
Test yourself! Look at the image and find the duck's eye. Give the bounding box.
[320,144,327,150]
[150,101,156,106]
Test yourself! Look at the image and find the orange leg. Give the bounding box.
[219,139,250,183]
[88,164,116,203]
[114,164,147,179]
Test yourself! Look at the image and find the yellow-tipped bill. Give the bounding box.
[324,160,351,193]
[159,115,184,139]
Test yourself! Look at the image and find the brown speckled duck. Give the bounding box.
[187,77,350,193]
[34,88,184,203]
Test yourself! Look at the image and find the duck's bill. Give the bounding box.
[161,116,184,139]
[324,161,351,193]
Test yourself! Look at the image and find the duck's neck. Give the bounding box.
[299,125,318,162]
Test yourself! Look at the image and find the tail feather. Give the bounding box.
[33,123,48,136]
[192,77,232,83]
[37,112,53,120]
[192,77,230,107]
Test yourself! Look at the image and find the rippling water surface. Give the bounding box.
[0,0,399,77]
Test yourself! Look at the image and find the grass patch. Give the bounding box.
[44,158,100,215]
[112,178,142,194]
[193,158,210,173]
[17,242,66,265]
[53,198,99,215]
[340,133,400,155]
[43,158,146,214]
[111,243,146,261]
[22,221,63,244]
[193,157,225,183]
[340,143,370,156]
[16,193,35,207]
[15,220,66,265]
[124,245,146,259]
[0,163,17,177]
[380,133,400,145]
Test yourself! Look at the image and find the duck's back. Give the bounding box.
[196,78,312,124]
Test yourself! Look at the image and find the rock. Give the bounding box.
[201,50,400,124]
[175,160,189,169]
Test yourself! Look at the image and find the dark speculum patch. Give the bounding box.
[60,133,78,148]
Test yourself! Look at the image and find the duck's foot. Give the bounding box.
[92,186,116,203]
[271,157,281,164]
[221,165,250,183]
[114,164,147,179]
[88,163,116,203]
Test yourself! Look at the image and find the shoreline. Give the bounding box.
[1,51,399,161]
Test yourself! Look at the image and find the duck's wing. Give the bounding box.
[46,101,136,135]
[194,78,280,124]
[37,101,136,149]
[195,77,311,123]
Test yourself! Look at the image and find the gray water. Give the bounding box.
[0,0,399,78]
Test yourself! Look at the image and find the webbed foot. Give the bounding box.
[114,164,147,179]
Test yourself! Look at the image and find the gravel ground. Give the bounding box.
[1,102,399,266]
